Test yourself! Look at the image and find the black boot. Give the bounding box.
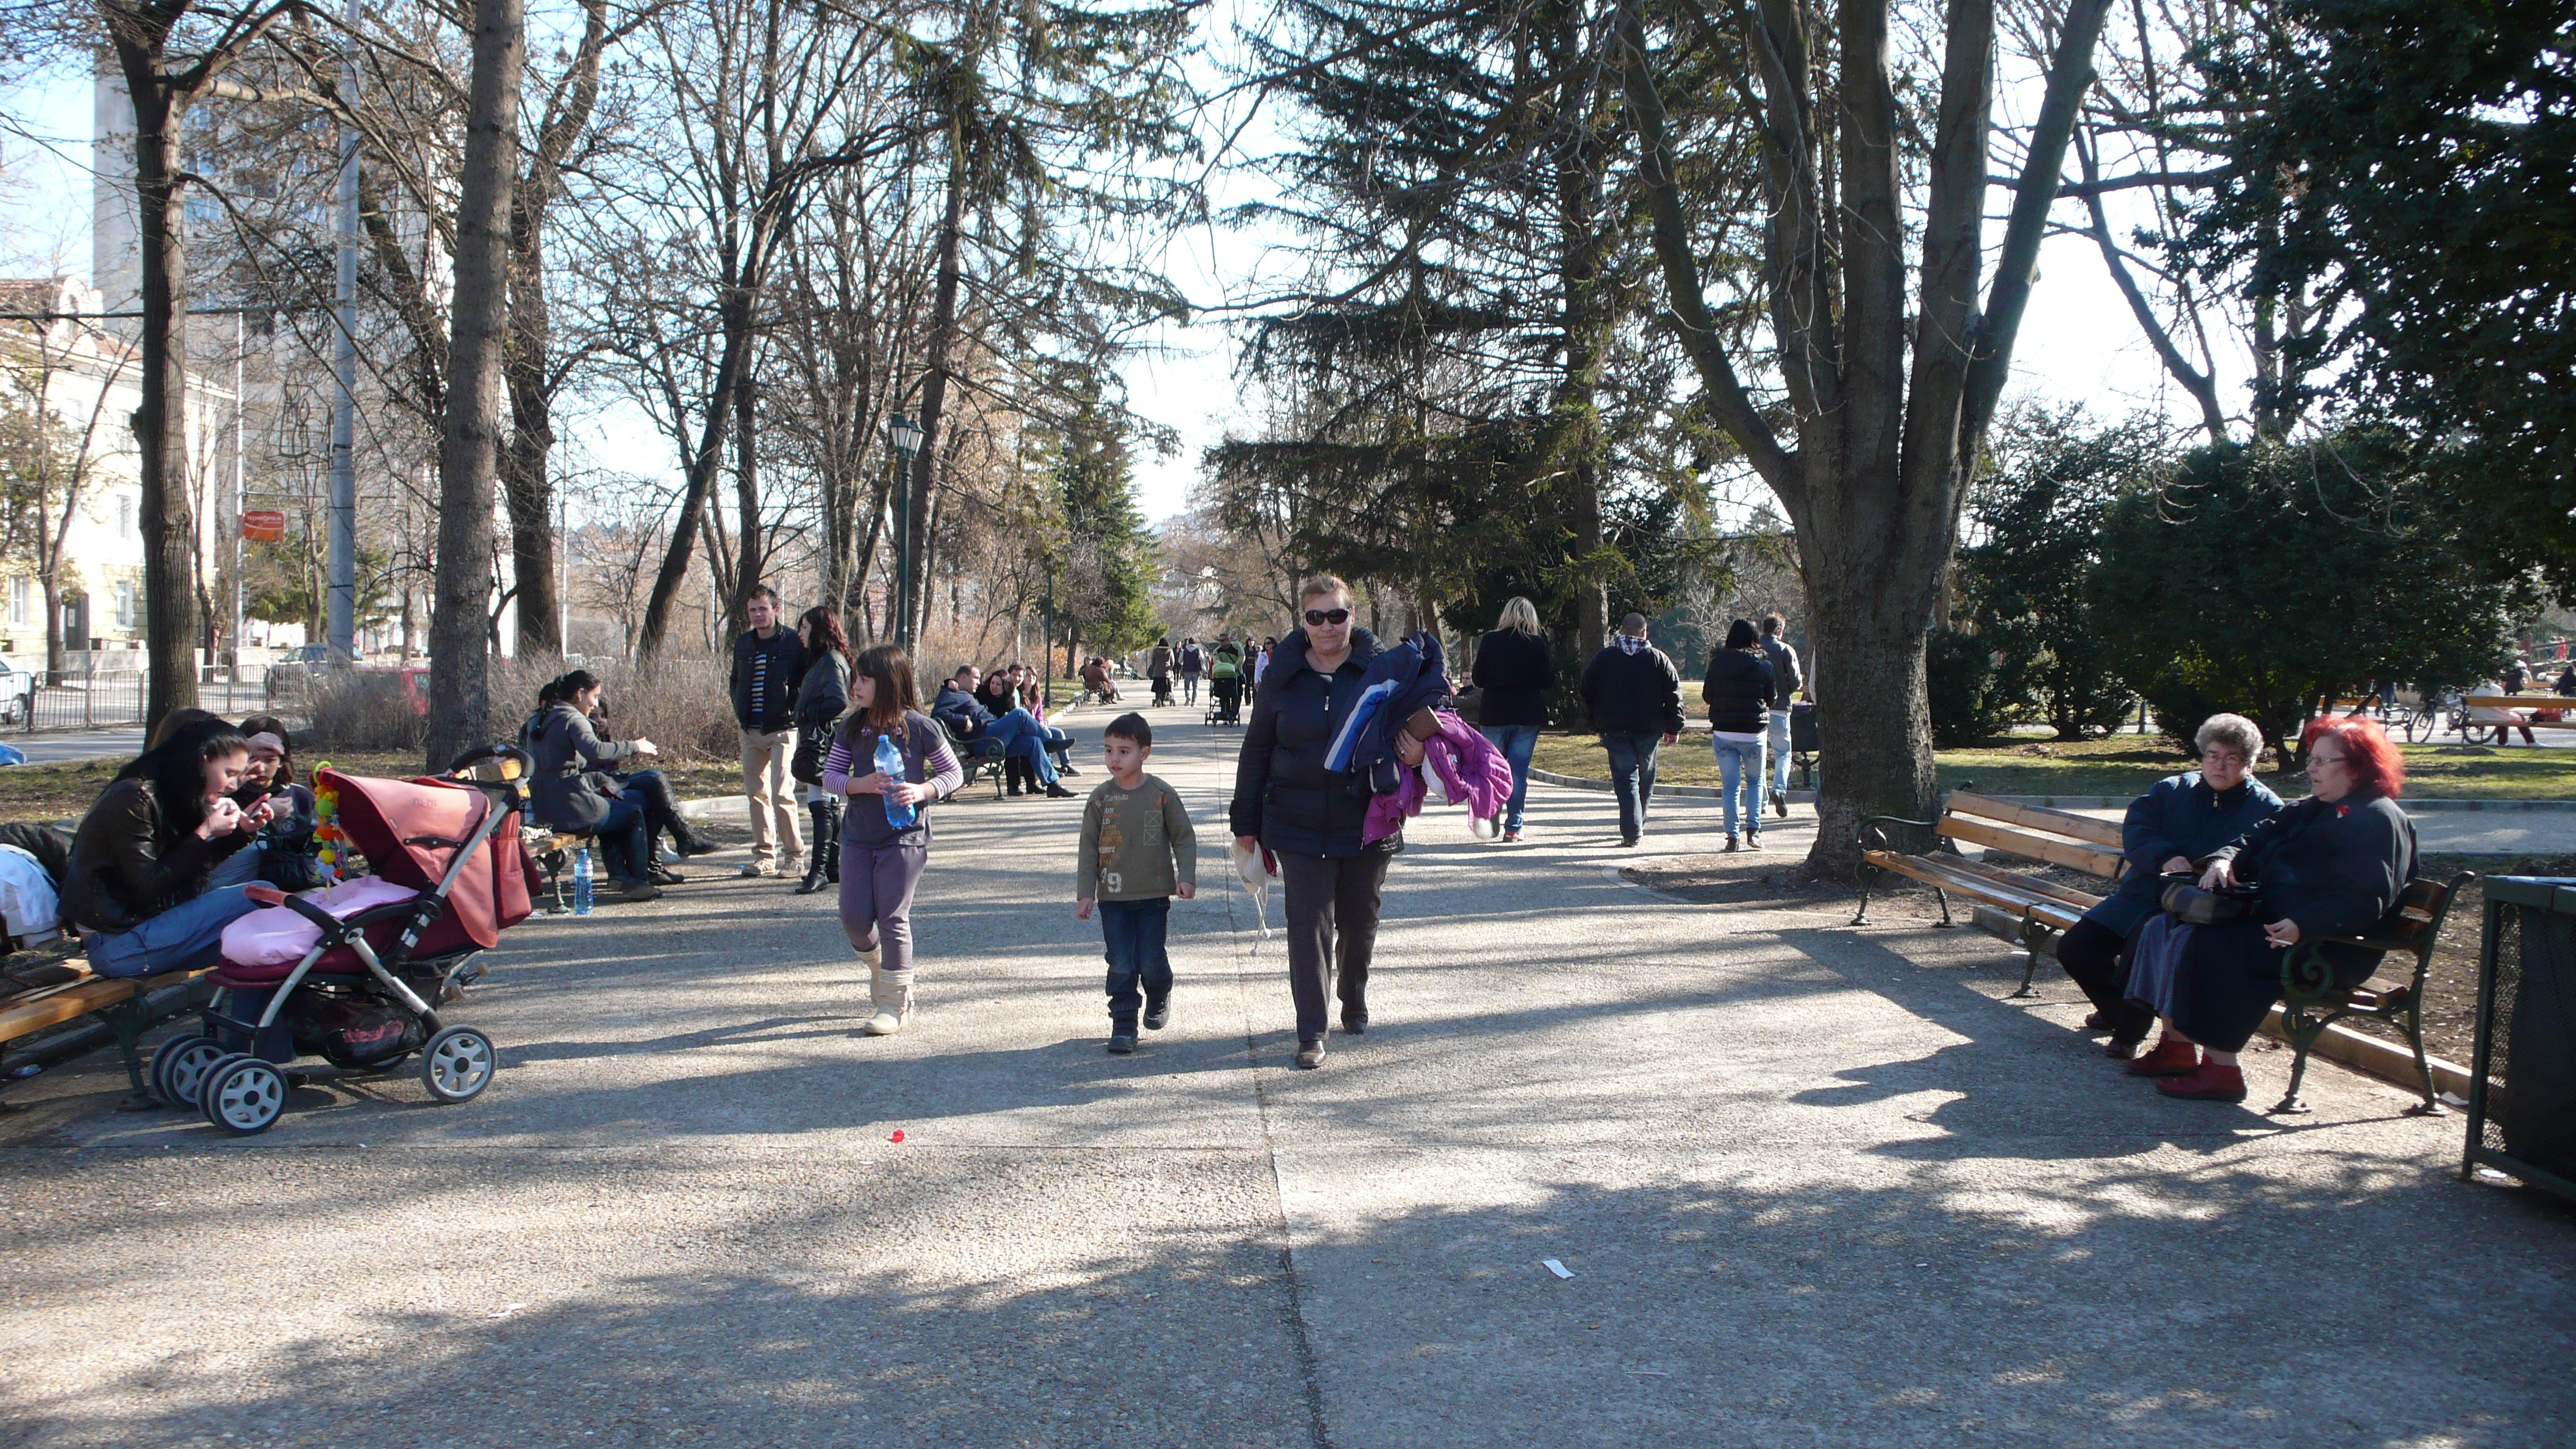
[1004,757,1029,796]
[794,802,833,895]
[822,803,842,884]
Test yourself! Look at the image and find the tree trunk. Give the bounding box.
[500,262,560,655]
[905,126,969,649]
[636,276,762,662]
[425,0,526,769]
[732,370,764,621]
[112,48,201,734]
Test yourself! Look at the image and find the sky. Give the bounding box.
[2,35,2233,531]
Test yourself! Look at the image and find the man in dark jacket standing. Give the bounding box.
[1580,613,1684,846]
[730,585,806,878]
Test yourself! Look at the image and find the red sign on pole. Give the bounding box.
[241,509,287,542]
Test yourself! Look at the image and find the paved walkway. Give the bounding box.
[4,715,2572,1446]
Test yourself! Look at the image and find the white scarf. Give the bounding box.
[1616,634,1647,655]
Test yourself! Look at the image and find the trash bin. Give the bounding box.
[2465,876,2576,1203]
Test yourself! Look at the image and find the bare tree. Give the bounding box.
[423,0,524,767]
[1616,0,2116,870]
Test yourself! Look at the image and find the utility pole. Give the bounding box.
[326,0,359,667]
[231,310,246,686]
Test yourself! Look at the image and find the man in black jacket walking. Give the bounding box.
[730,585,806,877]
[1580,613,1684,846]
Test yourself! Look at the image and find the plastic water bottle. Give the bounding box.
[877,734,916,829]
[573,846,594,915]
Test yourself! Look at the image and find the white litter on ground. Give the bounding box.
[1543,1259,1573,1279]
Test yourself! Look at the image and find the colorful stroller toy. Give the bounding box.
[154,744,542,1135]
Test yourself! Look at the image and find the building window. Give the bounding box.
[115,495,133,540]
[6,578,26,629]
[114,582,135,632]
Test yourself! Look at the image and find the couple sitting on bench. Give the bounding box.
[932,665,1077,799]
[2061,713,2418,1104]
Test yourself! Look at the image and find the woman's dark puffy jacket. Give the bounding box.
[1471,628,1555,728]
[1700,647,1778,734]
[1229,627,1397,858]
[2211,792,2417,978]
[529,702,639,834]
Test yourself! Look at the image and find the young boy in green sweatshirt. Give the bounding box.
[1075,712,1197,1054]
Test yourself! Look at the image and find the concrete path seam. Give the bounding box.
[1222,834,1336,1449]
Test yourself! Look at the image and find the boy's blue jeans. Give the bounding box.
[1099,896,1173,1029]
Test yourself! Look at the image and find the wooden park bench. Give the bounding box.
[939,718,1012,798]
[2271,871,2474,1116]
[2463,693,2576,729]
[0,946,220,1111]
[526,825,598,912]
[1853,790,2127,998]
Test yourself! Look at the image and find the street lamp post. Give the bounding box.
[888,413,923,649]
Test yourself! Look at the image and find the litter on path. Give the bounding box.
[1543,1259,1573,1279]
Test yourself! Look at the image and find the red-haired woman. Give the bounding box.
[2125,717,2416,1103]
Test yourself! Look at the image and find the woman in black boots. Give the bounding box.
[792,605,855,895]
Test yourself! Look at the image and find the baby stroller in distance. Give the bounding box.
[1204,672,1244,727]
[156,743,543,1136]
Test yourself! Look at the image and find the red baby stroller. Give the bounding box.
[154,744,542,1136]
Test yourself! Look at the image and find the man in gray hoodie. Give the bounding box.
[1758,614,1803,819]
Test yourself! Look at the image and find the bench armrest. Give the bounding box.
[1856,814,1939,855]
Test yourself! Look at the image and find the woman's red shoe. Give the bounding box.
[2155,1061,2248,1102]
[2123,1037,2202,1076]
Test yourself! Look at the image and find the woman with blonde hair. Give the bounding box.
[1470,596,1554,842]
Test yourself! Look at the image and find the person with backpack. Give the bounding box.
[790,605,855,896]
[1179,637,1206,705]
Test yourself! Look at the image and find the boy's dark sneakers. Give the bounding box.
[1107,1032,1137,1054]
[1142,997,1171,1031]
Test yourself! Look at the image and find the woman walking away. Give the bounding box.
[65,717,274,980]
[529,670,665,903]
[791,605,855,895]
[1701,619,1778,851]
[822,644,964,1035]
[1471,596,1555,843]
[1232,576,1420,1070]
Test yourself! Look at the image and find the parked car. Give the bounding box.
[265,643,362,702]
[0,659,35,726]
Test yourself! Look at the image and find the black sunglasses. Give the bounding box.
[1304,607,1350,626]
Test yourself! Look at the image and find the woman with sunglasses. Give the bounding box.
[2125,716,2416,1103]
[1231,577,1425,1070]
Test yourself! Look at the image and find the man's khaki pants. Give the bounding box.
[740,728,802,868]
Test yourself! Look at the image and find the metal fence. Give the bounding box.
[13,671,276,734]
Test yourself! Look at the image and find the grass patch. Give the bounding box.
[1533,730,2576,801]
[0,750,754,826]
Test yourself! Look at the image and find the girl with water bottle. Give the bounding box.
[820,644,962,1035]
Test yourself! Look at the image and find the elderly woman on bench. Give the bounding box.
[2056,713,2281,1060]
[2124,716,2416,1103]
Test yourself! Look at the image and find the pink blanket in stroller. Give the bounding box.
[218,877,419,968]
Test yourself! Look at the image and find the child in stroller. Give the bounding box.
[154,744,543,1136]
[1204,636,1247,726]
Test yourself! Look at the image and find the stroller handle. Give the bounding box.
[445,742,535,789]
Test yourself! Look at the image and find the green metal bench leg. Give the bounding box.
[2400,1001,2445,1115]
[1852,863,1878,927]
[2012,915,2045,999]
[99,997,161,1112]
[2272,1015,2321,1115]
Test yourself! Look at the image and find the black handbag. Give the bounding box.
[2159,880,2256,925]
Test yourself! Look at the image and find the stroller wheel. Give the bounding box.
[421,1026,496,1104]
[151,1033,231,1109]
[200,1057,287,1136]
